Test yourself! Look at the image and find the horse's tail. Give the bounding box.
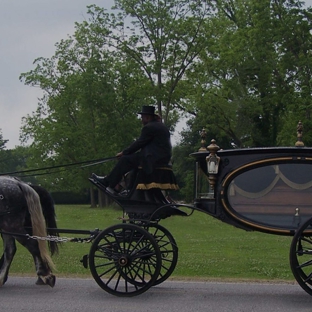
[29,185,59,255]
[18,182,55,271]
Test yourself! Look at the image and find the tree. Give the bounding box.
[0,129,8,150]
[172,119,203,202]
[0,130,15,175]
[274,2,312,146]
[19,20,146,194]
[0,132,33,180]
[183,0,312,147]
[85,0,213,128]
[19,0,312,204]
[18,0,215,199]
[172,0,312,199]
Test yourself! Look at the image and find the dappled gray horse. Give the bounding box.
[0,177,58,287]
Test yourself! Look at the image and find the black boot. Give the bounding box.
[92,173,109,187]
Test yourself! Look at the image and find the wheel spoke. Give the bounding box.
[296,259,312,269]
[300,236,312,244]
[113,271,123,291]
[125,265,142,286]
[303,272,312,283]
[94,259,115,269]
[102,265,119,282]
[133,259,158,277]
[112,231,124,254]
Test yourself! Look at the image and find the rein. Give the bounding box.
[0,156,117,178]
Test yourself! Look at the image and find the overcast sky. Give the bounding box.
[0,0,114,149]
[1,0,312,149]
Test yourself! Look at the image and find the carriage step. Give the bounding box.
[80,254,88,269]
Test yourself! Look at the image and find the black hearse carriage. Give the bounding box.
[88,121,312,297]
[192,123,312,297]
[193,136,311,235]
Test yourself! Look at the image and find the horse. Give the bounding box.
[0,176,59,287]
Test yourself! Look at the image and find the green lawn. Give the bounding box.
[5,204,295,282]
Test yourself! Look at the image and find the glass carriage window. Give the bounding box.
[226,163,312,229]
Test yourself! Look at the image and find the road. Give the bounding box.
[0,277,312,312]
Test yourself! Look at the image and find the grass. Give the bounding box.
[5,204,295,282]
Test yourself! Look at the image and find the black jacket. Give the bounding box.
[122,120,172,174]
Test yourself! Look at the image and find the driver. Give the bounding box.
[92,105,172,195]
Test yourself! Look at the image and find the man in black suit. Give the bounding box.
[92,105,172,193]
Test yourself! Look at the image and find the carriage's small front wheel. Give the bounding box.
[289,216,312,295]
[144,223,178,286]
[89,223,161,297]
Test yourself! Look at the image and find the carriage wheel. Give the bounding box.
[89,223,161,297]
[289,216,312,295]
[145,223,178,286]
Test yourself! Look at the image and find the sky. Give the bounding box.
[0,0,114,149]
[1,0,312,149]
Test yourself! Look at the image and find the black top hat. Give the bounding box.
[138,105,157,115]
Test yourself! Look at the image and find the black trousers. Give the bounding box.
[106,153,142,188]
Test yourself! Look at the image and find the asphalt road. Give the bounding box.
[0,277,312,312]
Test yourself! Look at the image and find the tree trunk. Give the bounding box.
[99,190,103,207]
[90,187,97,208]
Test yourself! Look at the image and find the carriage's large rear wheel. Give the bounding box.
[289,216,312,295]
[145,223,178,286]
[89,223,161,297]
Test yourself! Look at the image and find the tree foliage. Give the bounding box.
[89,0,213,127]
[172,0,312,199]
[20,20,146,191]
[18,0,312,199]
[0,130,9,151]
[183,0,312,148]
[19,0,215,191]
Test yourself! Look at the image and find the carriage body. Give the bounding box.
[192,146,312,235]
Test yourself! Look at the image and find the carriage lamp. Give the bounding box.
[206,139,220,190]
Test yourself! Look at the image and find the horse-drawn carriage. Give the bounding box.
[1,122,312,297]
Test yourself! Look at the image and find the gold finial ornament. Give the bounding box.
[206,139,220,190]
[295,121,304,147]
[198,128,207,152]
